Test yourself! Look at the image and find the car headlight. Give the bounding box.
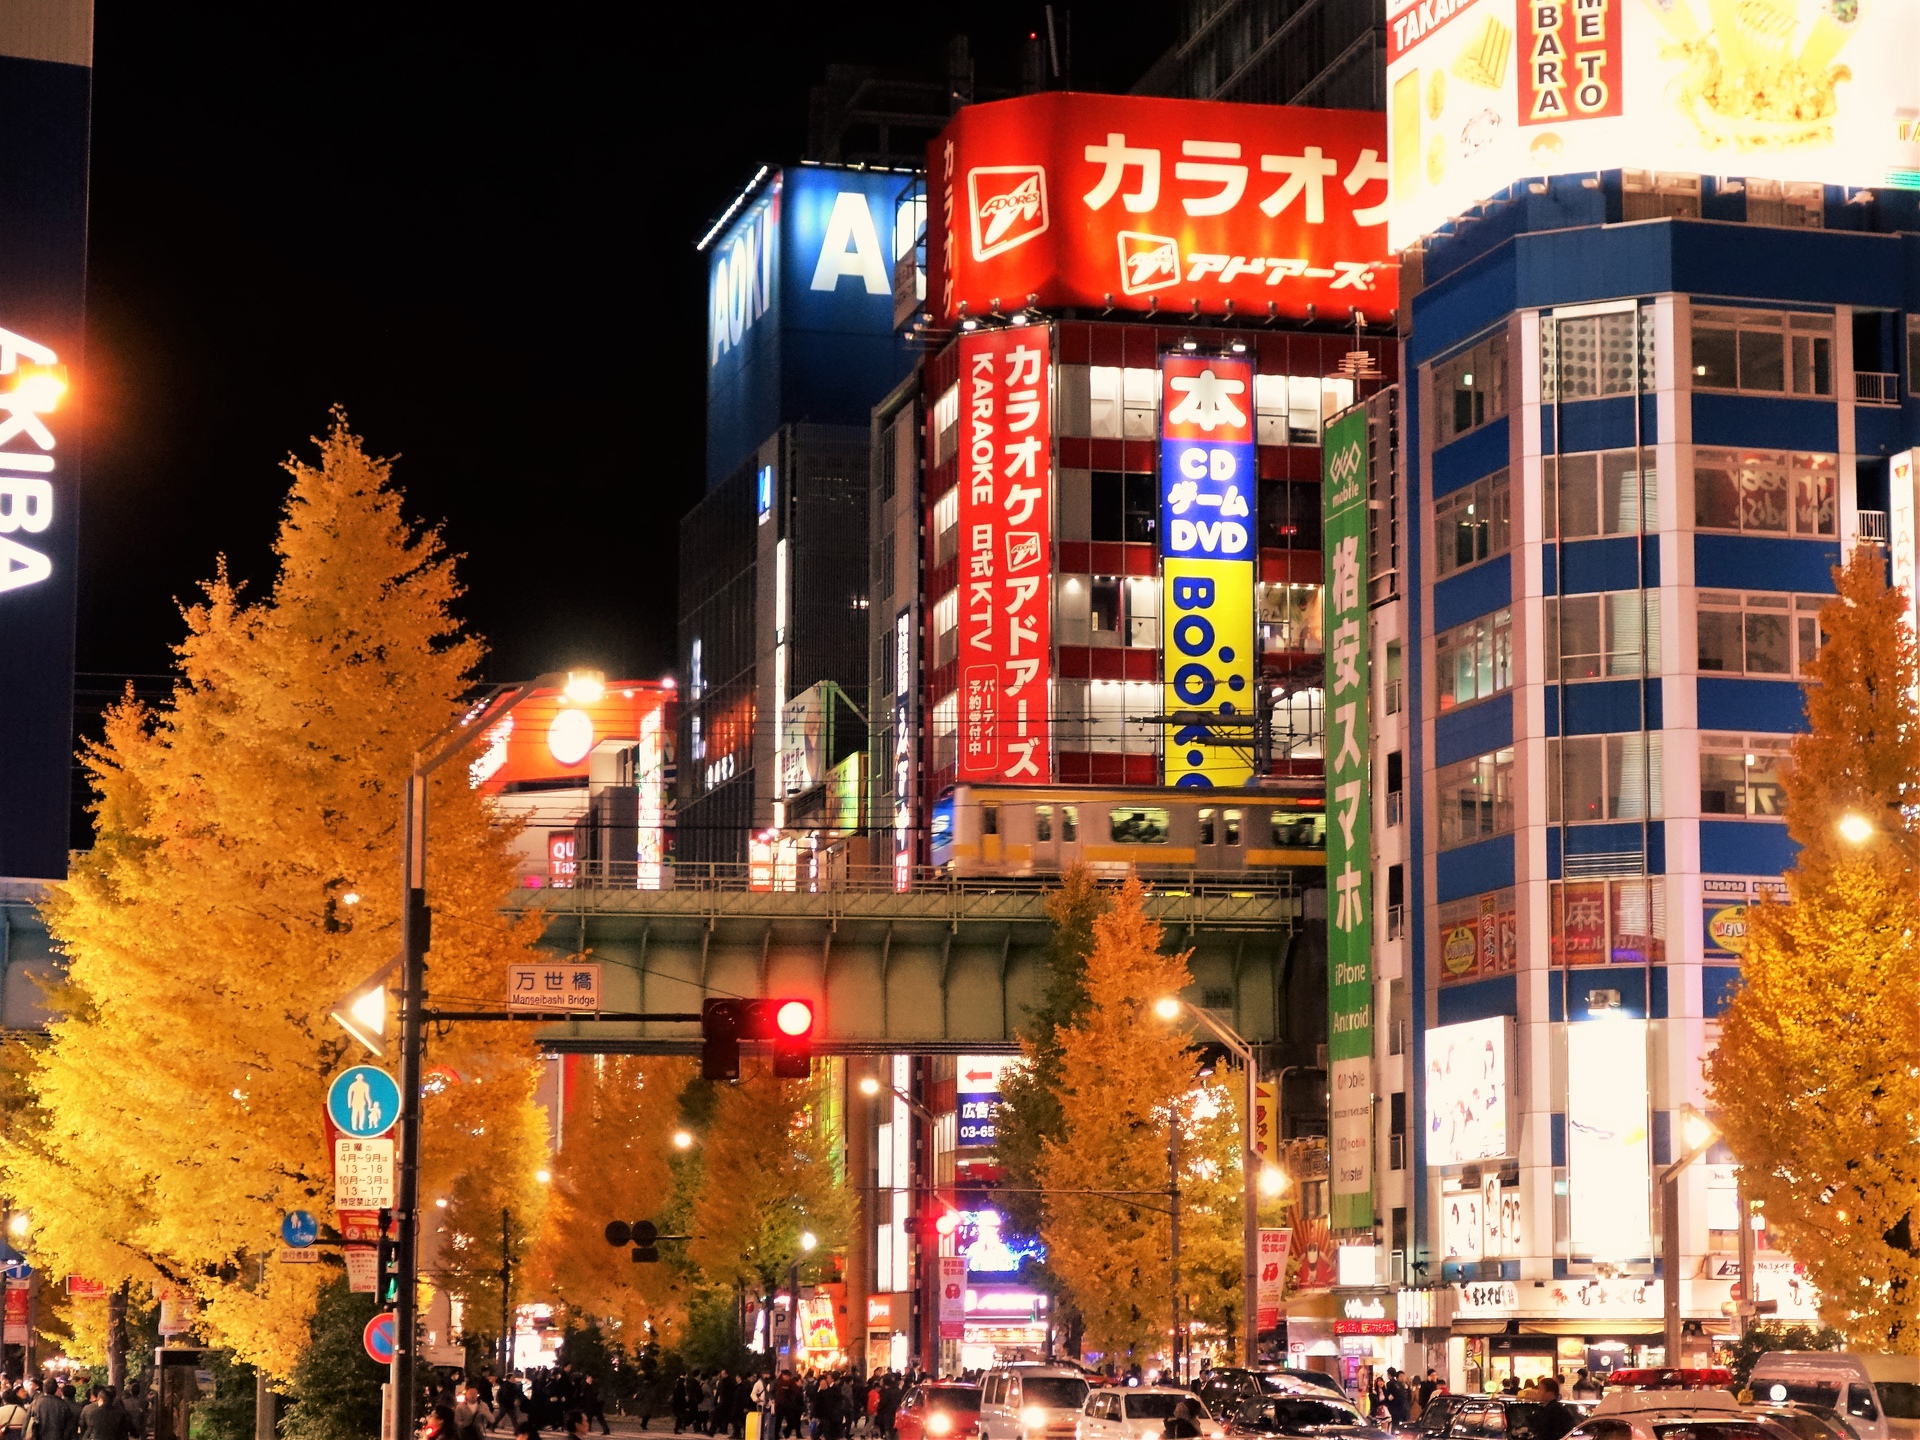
[930,1418,953,1437]
[1023,1409,1048,1430]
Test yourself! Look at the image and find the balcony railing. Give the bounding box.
[1854,371,1901,407]
[1857,509,1890,543]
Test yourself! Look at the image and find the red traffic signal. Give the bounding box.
[933,1211,960,1237]
[702,998,817,1081]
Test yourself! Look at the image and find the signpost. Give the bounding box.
[506,962,602,1014]
[280,1211,318,1248]
[327,1066,401,1140]
[334,1139,396,1211]
[363,1312,397,1365]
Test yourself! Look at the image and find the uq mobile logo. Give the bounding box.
[1326,437,1365,507]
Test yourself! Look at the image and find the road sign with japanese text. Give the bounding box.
[333,1138,395,1210]
[507,962,603,1013]
[927,93,1391,327]
[1322,403,1373,1234]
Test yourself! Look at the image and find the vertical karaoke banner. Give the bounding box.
[1322,403,1374,1233]
[955,325,1053,783]
[1159,353,1256,787]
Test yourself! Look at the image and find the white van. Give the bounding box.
[1749,1353,1920,1440]
[979,1365,1093,1440]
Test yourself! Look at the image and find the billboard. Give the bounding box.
[1322,405,1372,1233]
[0,17,89,879]
[1160,353,1256,789]
[927,93,1394,328]
[1425,1016,1514,1165]
[954,325,1053,785]
[1567,1017,1652,1261]
[469,682,675,790]
[704,166,918,486]
[892,608,914,889]
[1386,0,1920,248]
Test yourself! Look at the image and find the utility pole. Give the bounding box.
[499,1209,513,1377]
[1168,1114,1182,1384]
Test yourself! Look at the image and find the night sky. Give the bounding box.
[77,3,1176,706]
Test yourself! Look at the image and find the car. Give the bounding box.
[1749,1352,1920,1440]
[1196,1367,1347,1422]
[1082,1386,1224,1440]
[897,1384,985,1440]
[1743,1404,1858,1440]
[981,1365,1095,1440]
[1225,1394,1389,1440]
[1407,1395,1599,1440]
[1570,1388,1803,1440]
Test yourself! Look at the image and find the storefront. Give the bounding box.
[1447,1280,1665,1393]
[959,1284,1050,1371]
[867,1294,914,1374]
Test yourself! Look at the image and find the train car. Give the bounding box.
[929,783,1326,880]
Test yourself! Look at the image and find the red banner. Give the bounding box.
[929,93,1392,327]
[955,325,1052,784]
[1517,0,1624,127]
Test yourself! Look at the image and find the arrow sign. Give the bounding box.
[328,1065,402,1140]
[363,1311,397,1365]
[280,1211,318,1249]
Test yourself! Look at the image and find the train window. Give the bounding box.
[1225,809,1242,846]
[1198,808,1216,845]
[1110,807,1171,844]
[1271,809,1327,847]
[1062,805,1079,842]
[1036,805,1053,842]
[981,803,998,836]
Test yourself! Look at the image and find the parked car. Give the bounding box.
[1408,1395,1598,1440]
[1082,1386,1223,1440]
[1196,1367,1347,1423]
[1750,1353,1920,1440]
[1225,1394,1388,1440]
[981,1366,1095,1440]
[1571,1388,1801,1440]
[897,1385,985,1440]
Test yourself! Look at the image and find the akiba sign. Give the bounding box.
[928,92,1393,327]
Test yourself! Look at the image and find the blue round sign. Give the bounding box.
[1,1262,29,1282]
[327,1065,402,1140]
[281,1211,318,1249]
[363,1311,397,1365]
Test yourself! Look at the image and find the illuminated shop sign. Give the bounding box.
[928,93,1392,327]
[954,325,1053,784]
[1385,0,1920,248]
[1424,1016,1514,1165]
[1160,353,1255,790]
[0,332,61,596]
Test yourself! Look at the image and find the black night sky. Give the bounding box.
[77,3,1176,707]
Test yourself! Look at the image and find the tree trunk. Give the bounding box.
[108,1282,127,1390]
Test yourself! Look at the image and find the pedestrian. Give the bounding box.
[78,1390,129,1440]
[567,1415,593,1440]
[1162,1402,1202,1440]
[496,1376,526,1435]
[1417,1373,1439,1416]
[579,1379,611,1438]
[672,1376,693,1436]
[457,1386,496,1440]
[27,1379,73,1440]
[1385,1371,1410,1427]
[426,1407,460,1440]
[0,1389,26,1440]
[1571,1371,1601,1401]
[1528,1379,1577,1440]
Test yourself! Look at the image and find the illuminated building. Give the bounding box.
[1345,0,1920,1393]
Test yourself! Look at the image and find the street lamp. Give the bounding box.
[672,1129,695,1150]
[386,669,603,1440]
[857,1072,935,1121]
[1658,1103,1721,1364]
[1258,1165,1290,1198]
[1838,812,1875,845]
[1156,995,1263,1367]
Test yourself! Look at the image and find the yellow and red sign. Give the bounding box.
[469,681,673,790]
[928,93,1392,327]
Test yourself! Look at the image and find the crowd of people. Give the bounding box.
[0,1379,143,1440]
[1359,1365,1607,1440]
[665,1369,929,1440]
[423,1366,614,1440]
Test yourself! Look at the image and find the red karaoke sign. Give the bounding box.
[929,92,1393,327]
[954,324,1053,785]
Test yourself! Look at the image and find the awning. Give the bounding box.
[1450,1320,1663,1337]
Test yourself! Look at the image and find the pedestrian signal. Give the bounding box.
[375,1208,401,1305]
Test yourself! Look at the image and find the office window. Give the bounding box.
[1700,734,1792,817]
[932,589,958,668]
[1433,471,1512,579]
[1550,878,1667,965]
[1086,367,1158,439]
[1126,577,1159,648]
[933,487,960,565]
[1697,592,1825,676]
[1542,310,1653,401]
[1549,734,1663,822]
[1259,479,1323,551]
[1542,449,1657,539]
[1435,607,1513,710]
[1258,583,1324,654]
[1435,747,1516,849]
[932,693,958,772]
[1092,471,1157,544]
[1694,448,1836,536]
[1545,592,1660,681]
[1109,807,1170,844]
[1434,330,1510,446]
[933,384,960,464]
[1691,308,1834,396]
[1090,578,1121,638]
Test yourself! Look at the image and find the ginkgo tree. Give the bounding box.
[1710,546,1920,1350]
[4,414,551,1377]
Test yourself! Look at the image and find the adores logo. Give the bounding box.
[967,166,1049,261]
[1117,231,1180,296]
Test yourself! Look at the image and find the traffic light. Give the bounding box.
[603,1219,660,1263]
[701,998,816,1081]
[375,1208,400,1305]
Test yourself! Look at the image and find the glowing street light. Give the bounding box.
[1258,1165,1290,1198]
[799,1231,818,1252]
[563,670,606,704]
[330,967,393,1058]
[1838,812,1874,845]
[672,1129,695,1150]
[1152,996,1183,1021]
[535,1169,552,1185]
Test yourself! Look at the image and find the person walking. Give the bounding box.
[0,1388,27,1440]
[578,1379,610,1438]
[1528,1379,1578,1440]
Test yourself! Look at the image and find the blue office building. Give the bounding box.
[1360,174,1920,1388]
